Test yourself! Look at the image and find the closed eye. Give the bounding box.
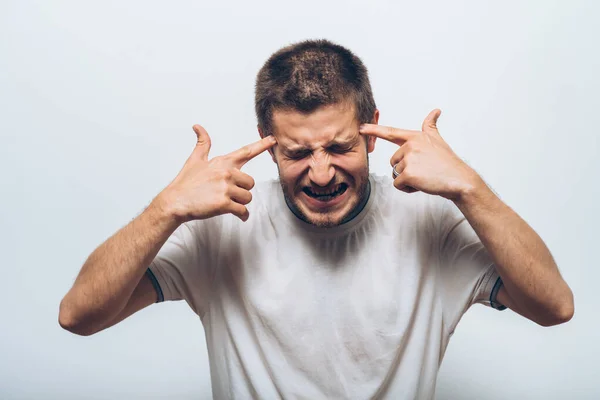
[328,145,353,154]
[285,150,311,160]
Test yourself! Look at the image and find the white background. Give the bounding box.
[1,1,598,399]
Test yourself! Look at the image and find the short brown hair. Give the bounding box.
[255,39,377,135]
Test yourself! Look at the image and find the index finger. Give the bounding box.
[359,124,420,145]
[227,135,277,167]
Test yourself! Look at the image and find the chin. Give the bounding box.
[300,211,346,228]
[278,166,370,228]
[292,190,359,228]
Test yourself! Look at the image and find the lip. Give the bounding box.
[301,186,349,210]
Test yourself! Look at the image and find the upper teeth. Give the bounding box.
[310,184,342,195]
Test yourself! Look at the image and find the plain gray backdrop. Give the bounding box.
[1,0,598,399]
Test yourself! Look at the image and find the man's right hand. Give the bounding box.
[158,124,277,223]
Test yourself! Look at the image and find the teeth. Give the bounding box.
[305,184,348,200]
[309,184,341,196]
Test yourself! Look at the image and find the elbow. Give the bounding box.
[538,292,575,327]
[58,299,100,336]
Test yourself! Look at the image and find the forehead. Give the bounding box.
[271,102,359,149]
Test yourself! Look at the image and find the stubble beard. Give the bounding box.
[278,160,371,228]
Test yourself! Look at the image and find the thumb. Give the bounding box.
[422,109,442,134]
[192,124,212,160]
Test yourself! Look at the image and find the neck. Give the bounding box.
[285,179,371,226]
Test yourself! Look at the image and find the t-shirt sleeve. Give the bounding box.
[147,220,214,317]
[435,198,506,331]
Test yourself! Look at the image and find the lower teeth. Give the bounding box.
[309,187,344,200]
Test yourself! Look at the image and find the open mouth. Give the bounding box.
[303,183,348,202]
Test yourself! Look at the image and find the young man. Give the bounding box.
[59,39,574,399]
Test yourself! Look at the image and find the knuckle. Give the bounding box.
[217,197,231,211]
[222,169,233,180]
[219,180,230,195]
[233,204,244,216]
[210,197,225,212]
[238,191,252,205]
[214,169,230,181]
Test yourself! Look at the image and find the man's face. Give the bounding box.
[264,102,378,228]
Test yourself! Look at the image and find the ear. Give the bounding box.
[258,125,277,163]
[366,109,379,154]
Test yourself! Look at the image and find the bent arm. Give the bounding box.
[95,272,159,333]
[59,196,180,336]
[454,179,574,327]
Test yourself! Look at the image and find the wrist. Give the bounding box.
[150,191,187,226]
[453,173,491,209]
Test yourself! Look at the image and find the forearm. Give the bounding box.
[454,178,574,324]
[59,195,180,332]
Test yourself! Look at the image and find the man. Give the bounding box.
[59,39,574,399]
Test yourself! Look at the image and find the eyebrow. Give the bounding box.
[282,137,358,153]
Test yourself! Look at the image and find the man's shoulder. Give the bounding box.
[252,178,281,193]
[369,173,454,225]
[370,174,437,206]
[250,178,281,207]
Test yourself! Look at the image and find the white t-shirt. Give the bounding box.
[148,174,505,399]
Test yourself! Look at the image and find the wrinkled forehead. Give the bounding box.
[271,102,360,150]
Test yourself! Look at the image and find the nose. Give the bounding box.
[308,151,335,187]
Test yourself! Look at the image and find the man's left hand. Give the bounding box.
[359,109,482,200]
